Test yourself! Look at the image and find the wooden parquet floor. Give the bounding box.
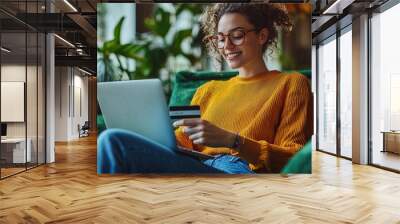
[0,134,400,224]
[1,167,26,177]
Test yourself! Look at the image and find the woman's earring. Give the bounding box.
[260,29,268,45]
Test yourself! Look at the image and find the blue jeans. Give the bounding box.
[97,129,254,174]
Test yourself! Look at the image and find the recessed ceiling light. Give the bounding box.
[63,0,78,12]
[322,0,355,15]
[1,47,11,53]
[54,34,75,48]
[78,67,92,76]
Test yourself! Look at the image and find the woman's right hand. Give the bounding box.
[173,118,236,148]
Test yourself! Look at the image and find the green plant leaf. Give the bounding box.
[144,18,156,31]
[101,39,119,57]
[98,4,204,85]
[146,47,168,76]
[176,3,203,16]
[114,17,125,44]
[182,53,198,65]
[153,8,171,37]
[114,43,146,61]
[175,4,185,16]
[171,29,192,55]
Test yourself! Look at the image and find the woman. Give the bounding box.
[98,3,313,174]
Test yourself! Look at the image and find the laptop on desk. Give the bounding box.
[97,79,214,160]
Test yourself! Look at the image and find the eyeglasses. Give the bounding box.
[206,28,258,49]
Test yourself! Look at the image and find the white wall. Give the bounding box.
[1,65,26,139]
[55,67,69,141]
[55,67,89,141]
[1,65,40,137]
[74,73,89,137]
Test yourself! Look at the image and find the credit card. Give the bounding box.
[169,105,200,124]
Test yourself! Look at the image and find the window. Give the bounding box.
[371,2,400,171]
[317,36,337,154]
[339,27,352,158]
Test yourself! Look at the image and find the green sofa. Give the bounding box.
[169,69,311,107]
[169,70,238,106]
[97,69,312,173]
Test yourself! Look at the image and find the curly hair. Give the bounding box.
[201,3,293,58]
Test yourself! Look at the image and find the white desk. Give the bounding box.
[1,138,31,163]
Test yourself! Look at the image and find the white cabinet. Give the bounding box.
[1,138,32,163]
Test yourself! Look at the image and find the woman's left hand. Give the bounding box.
[173,118,236,148]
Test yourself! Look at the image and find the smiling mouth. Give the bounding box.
[225,51,242,60]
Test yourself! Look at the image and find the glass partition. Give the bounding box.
[0,1,46,179]
[27,30,38,169]
[1,31,28,177]
[38,32,45,165]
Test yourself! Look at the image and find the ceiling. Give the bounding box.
[1,0,395,73]
[0,0,98,74]
[311,0,390,43]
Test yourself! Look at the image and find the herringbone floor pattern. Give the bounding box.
[1,134,400,223]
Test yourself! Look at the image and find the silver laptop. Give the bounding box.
[97,79,213,159]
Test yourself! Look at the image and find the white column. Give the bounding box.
[55,67,74,141]
[352,14,369,164]
[46,32,55,163]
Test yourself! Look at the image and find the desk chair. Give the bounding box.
[79,121,90,138]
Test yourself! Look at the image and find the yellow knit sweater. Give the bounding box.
[175,71,313,173]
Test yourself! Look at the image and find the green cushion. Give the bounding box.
[169,70,238,106]
[281,141,312,174]
[287,69,311,79]
[97,114,106,135]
